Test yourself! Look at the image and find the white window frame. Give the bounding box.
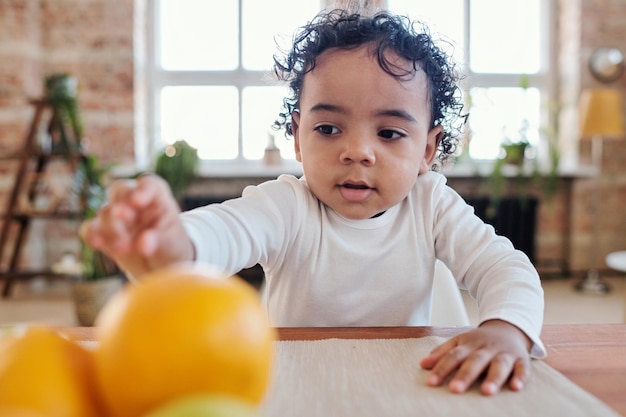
[460,0,557,164]
[134,0,556,172]
[136,0,302,171]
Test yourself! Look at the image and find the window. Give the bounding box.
[387,0,554,160]
[141,0,553,167]
[143,0,320,165]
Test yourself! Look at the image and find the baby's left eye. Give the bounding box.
[379,129,404,140]
[316,125,340,135]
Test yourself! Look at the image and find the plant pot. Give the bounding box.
[72,276,125,326]
[45,73,78,101]
[502,143,528,166]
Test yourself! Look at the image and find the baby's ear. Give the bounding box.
[292,111,302,162]
[419,126,444,174]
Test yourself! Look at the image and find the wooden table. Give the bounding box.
[63,323,626,416]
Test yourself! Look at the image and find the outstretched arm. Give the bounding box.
[79,175,195,279]
[420,319,532,395]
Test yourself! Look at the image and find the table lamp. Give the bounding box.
[576,88,625,294]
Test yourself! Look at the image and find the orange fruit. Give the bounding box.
[93,264,276,417]
[0,409,47,417]
[0,327,102,417]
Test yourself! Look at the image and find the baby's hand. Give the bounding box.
[419,320,532,395]
[79,174,194,279]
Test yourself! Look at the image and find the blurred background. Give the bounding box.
[1,0,625,324]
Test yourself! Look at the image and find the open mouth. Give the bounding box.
[338,181,374,202]
[340,181,373,190]
[342,183,371,190]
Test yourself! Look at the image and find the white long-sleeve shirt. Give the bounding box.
[181,171,546,357]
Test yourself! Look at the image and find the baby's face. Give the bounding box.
[292,45,442,220]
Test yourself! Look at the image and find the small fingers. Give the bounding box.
[136,229,159,257]
[423,344,473,388]
[422,323,533,395]
[479,353,516,395]
[420,337,459,370]
[107,175,171,209]
[92,204,136,252]
[426,351,530,395]
[106,179,139,203]
[79,219,103,248]
[425,350,524,395]
[449,350,495,394]
[509,357,531,391]
[80,200,140,259]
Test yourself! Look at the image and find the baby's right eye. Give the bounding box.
[316,125,340,135]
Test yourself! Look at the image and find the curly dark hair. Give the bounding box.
[272,9,467,168]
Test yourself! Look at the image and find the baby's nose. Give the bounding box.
[339,137,376,166]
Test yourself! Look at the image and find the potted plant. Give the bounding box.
[501,139,530,167]
[486,121,532,217]
[154,139,199,205]
[44,73,83,154]
[71,154,125,326]
[487,119,561,211]
[486,74,561,207]
[43,73,125,325]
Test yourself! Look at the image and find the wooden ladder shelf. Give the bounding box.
[0,100,84,297]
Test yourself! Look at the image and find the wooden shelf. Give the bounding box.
[0,99,86,298]
[10,211,84,220]
[0,269,74,279]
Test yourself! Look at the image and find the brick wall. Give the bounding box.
[0,0,134,270]
[562,0,626,273]
[0,0,134,164]
[1,0,626,276]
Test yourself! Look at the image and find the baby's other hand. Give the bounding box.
[419,320,532,395]
[79,174,194,279]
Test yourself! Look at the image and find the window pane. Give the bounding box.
[242,0,319,70]
[242,86,294,160]
[468,87,540,160]
[386,0,464,64]
[160,86,239,159]
[470,0,540,73]
[159,0,238,70]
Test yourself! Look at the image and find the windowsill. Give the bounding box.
[440,159,597,179]
[110,159,304,179]
[196,160,303,178]
[112,159,596,180]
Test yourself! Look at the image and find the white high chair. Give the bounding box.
[429,260,471,326]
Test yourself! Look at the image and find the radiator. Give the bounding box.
[464,197,538,264]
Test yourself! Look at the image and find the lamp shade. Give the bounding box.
[579,88,625,138]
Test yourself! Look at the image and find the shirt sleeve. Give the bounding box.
[179,175,301,276]
[428,175,547,358]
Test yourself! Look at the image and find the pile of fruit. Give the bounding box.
[0,265,276,417]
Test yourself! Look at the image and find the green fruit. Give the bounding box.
[143,395,260,417]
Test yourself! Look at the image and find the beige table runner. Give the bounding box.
[260,337,619,417]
